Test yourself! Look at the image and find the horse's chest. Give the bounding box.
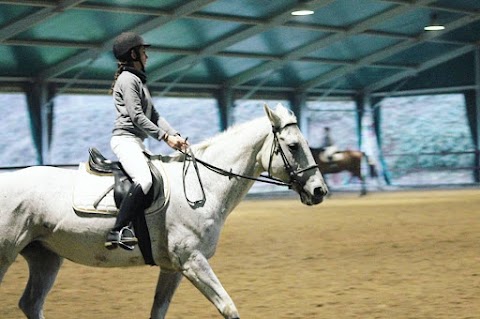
[202,220,221,244]
[169,218,221,257]
[195,218,221,247]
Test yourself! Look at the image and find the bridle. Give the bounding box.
[180,122,321,207]
[268,122,321,191]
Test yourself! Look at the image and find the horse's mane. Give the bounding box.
[191,104,297,156]
[165,104,295,162]
[161,117,268,163]
[190,117,268,157]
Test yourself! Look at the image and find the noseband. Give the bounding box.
[267,123,321,190]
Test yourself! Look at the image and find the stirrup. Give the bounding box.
[104,226,138,251]
[118,226,138,251]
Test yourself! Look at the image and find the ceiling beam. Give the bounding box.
[3,31,471,58]
[378,0,479,15]
[2,0,475,24]
[365,44,476,93]
[0,0,470,75]
[0,76,356,96]
[0,0,85,42]
[0,0,54,7]
[0,0,478,97]
[0,0,475,51]
[5,38,97,49]
[37,0,216,80]
[225,0,437,88]
[2,36,462,75]
[298,13,480,91]
[372,85,478,97]
[2,32,471,76]
[5,37,416,72]
[147,0,337,83]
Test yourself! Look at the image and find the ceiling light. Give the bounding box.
[291,9,314,16]
[424,25,445,31]
[424,13,445,31]
[291,1,314,16]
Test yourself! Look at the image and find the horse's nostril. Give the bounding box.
[314,187,326,197]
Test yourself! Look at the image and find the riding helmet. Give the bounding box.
[112,32,151,60]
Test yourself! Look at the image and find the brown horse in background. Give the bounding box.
[310,148,377,196]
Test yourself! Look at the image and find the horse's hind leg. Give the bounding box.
[19,242,63,319]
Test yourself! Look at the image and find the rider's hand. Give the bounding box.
[165,134,189,151]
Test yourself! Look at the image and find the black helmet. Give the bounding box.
[113,32,150,60]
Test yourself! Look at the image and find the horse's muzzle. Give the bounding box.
[308,186,326,205]
[298,185,326,206]
[312,186,327,204]
[316,185,328,197]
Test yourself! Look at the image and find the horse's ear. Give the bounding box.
[264,104,281,128]
[263,103,271,115]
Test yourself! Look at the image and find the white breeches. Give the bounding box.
[111,135,152,195]
[323,145,338,158]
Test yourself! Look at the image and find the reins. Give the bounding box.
[180,147,290,208]
[183,149,291,186]
[181,147,207,208]
[179,123,320,207]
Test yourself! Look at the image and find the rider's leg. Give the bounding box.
[105,182,148,250]
[106,136,153,250]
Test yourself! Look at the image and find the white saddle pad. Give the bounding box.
[72,160,170,216]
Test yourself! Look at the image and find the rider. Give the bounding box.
[105,32,188,250]
[321,126,338,162]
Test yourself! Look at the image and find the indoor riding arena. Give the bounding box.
[2,189,479,318]
[1,1,480,319]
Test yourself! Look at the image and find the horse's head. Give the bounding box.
[259,104,328,205]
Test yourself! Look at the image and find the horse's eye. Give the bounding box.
[288,143,299,152]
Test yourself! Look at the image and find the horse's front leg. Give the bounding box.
[150,270,183,319]
[182,251,240,319]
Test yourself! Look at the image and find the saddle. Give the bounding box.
[73,147,170,216]
[88,147,119,173]
[87,147,135,209]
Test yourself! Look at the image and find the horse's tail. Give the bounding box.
[361,152,378,178]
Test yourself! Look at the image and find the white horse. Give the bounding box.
[0,103,327,319]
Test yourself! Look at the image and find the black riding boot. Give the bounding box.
[105,183,146,251]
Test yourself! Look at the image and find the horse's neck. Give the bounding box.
[192,118,271,215]
[194,118,270,170]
